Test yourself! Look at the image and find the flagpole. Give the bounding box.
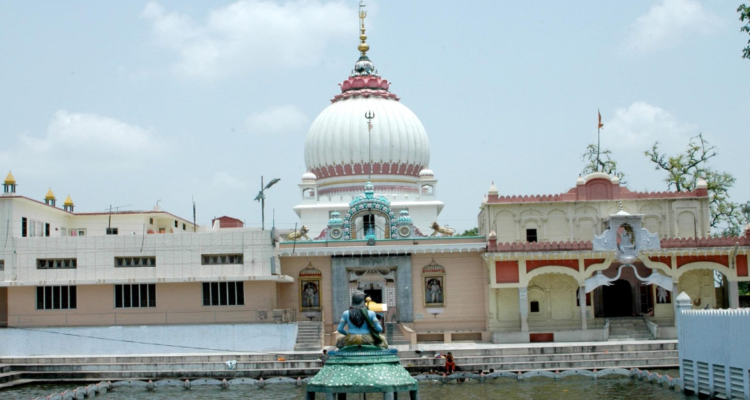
[596,109,601,172]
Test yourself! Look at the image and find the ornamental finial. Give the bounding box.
[358,1,369,56]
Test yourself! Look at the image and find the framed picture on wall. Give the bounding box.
[424,276,445,307]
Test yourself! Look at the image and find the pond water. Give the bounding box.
[4,376,697,400]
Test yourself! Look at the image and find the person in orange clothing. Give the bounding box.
[445,352,456,374]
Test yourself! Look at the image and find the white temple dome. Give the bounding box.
[301,171,317,181]
[419,168,434,178]
[304,95,430,180]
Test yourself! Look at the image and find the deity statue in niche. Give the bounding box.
[425,277,444,305]
[301,280,320,308]
[657,286,671,304]
[617,223,636,252]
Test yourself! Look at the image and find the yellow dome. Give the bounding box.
[63,195,74,207]
[4,171,15,185]
[45,188,56,200]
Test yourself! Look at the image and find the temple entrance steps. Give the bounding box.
[294,321,323,351]
[607,317,654,341]
[397,340,678,373]
[386,323,409,346]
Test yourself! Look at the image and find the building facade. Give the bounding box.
[1,5,748,349]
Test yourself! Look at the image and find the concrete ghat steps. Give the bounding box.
[294,322,322,351]
[0,378,34,390]
[0,341,678,385]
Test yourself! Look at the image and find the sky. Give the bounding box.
[0,0,748,232]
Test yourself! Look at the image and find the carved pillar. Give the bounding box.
[727,280,740,309]
[579,285,587,330]
[519,287,529,332]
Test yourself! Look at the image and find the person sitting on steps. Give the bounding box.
[445,352,456,374]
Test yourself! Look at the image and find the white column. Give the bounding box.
[579,286,587,330]
[519,287,529,332]
[672,279,680,327]
[675,291,691,332]
[727,280,740,309]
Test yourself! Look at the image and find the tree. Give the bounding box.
[645,134,746,236]
[581,144,626,182]
[458,227,479,237]
[739,4,750,59]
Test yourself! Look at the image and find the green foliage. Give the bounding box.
[645,134,747,235]
[581,144,626,183]
[458,227,479,237]
[739,282,750,296]
[739,4,750,59]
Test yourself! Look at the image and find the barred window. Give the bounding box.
[115,257,156,267]
[202,282,244,306]
[114,284,156,308]
[201,254,243,265]
[0,259,4,270]
[37,259,77,269]
[36,286,77,310]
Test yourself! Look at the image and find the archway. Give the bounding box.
[679,268,729,309]
[602,280,632,317]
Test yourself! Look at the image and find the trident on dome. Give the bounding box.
[365,110,375,179]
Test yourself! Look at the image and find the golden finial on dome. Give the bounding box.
[45,188,56,200]
[358,0,369,56]
[4,171,16,185]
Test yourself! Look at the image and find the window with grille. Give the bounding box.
[36,286,77,310]
[201,254,243,265]
[202,282,245,306]
[37,258,77,269]
[114,284,156,308]
[115,257,156,267]
[0,260,4,270]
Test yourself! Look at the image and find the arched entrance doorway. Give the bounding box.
[679,268,729,309]
[602,280,632,317]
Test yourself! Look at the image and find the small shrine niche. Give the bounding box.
[422,260,446,316]
[593,206,660,263]
[299,263,322,319]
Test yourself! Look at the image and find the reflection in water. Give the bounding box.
[4,377,697,400]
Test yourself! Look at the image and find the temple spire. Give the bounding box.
[358,1,369,56]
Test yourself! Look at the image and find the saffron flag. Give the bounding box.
[598,110,604,129]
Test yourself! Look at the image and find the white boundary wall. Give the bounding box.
[0,323,298,356]
[679,309,750,399]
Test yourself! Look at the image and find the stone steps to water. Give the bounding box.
[0,340,678,387]
[294,322,323,351]
[0,378,33,390]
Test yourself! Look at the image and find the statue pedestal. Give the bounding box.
[306,345,419,399]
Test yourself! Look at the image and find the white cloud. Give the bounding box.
[0,110,170,175]
[604,102,697,152]
[623,0,721,53]
[245,105,308,135]
[142,0,354,78]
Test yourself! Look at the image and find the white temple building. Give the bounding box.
[293,27,444,240]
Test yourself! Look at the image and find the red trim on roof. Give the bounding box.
[485,179,708,204]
